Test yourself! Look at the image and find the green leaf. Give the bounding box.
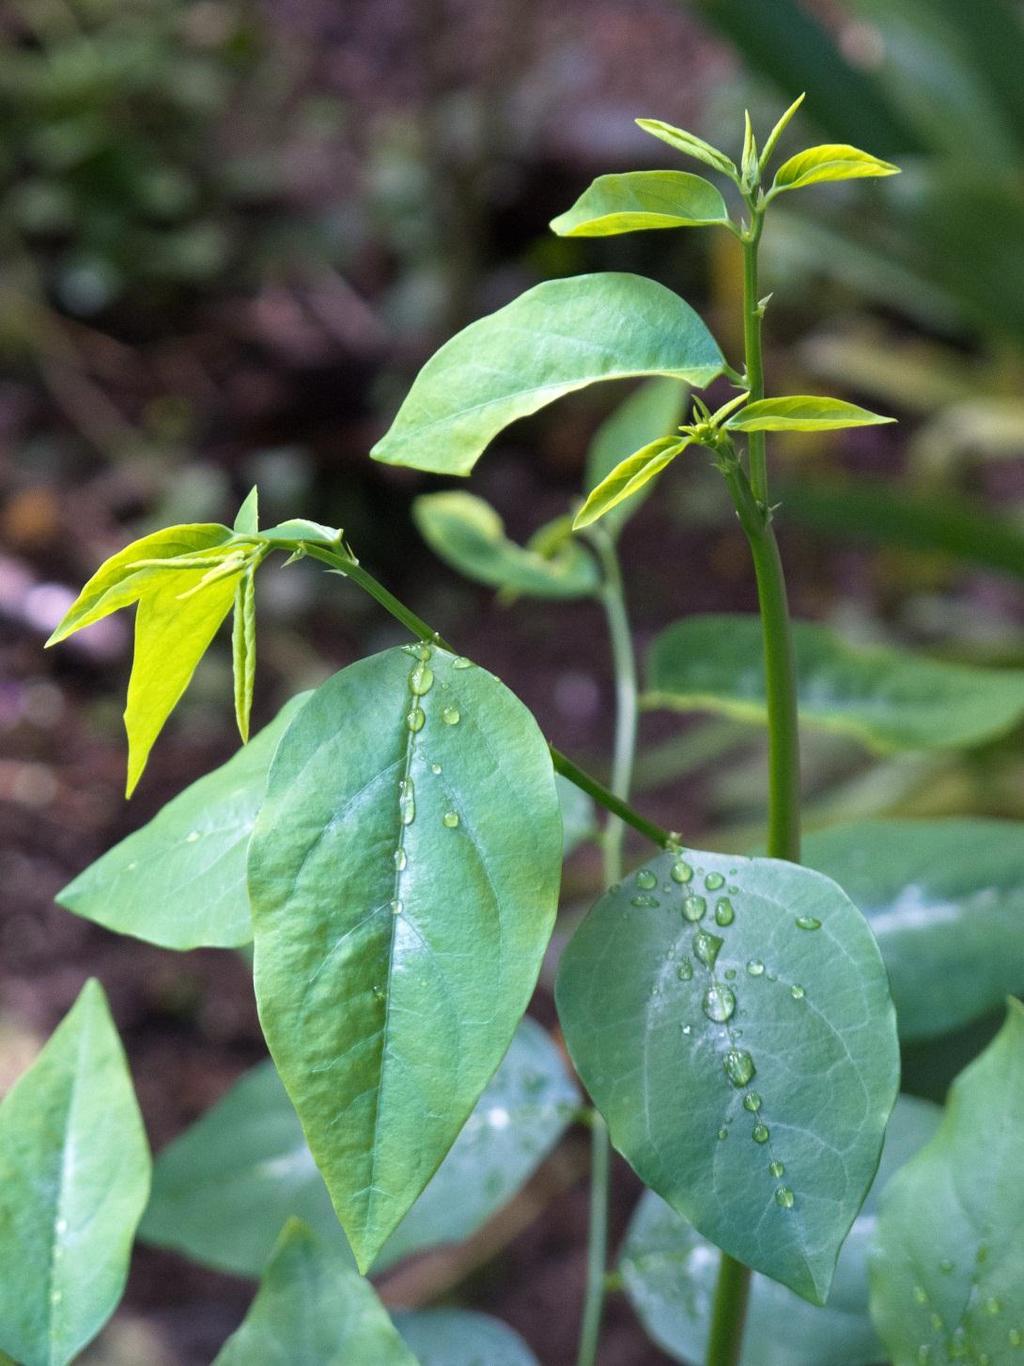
[725,396,894,432]
[585,377,688,539]
[257,518,343,546]
[621,1095,940,1366]
[549,171,730,237]
[370,274,724,475]
[395,1310,539,1365]
[870,1000,1024,1365]
[645,614,1024,752]
[232,566,257,742]
[212,1220,415,1366]
[635,118,739,179]
[741,109,759,186]
[0,980,151,1366]
[803,819,1024,1043]
[573,436,689,531]
[412,491,599,598]
[556,847,899,1303]
[759,93,806,173]
[249,644,563,1270]
[57,694,309,950]
[140,1017,578,1277]
[233,485,260,535]
[769,143,899,196]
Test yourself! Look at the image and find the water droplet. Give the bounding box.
[55,1218,67,1235]
[775,1186,794,1209]
[453,656,473,669]
[394,848,407,871]
[705,872,725,891]
[743,1092,762,1113]
[431,762,442,775]
[636,869,658,890]
[50,1289,62,1305]
[746,960,765,977]
[410,662,434,695]
[671,860,694,884]
[399,778,416,826]
[723,1048,756,1087]
[702,984,735,1023]
[715,897,735,926]
[631,894,659,908]
[791,984,805,1000]
[682,895,707,923]
[752,1123,770,1143]
[681,1024,692,1035]
[693,930,724,969]
[718,1127,728,1141]
[406,705,425,732]
[390,899,402,916]
[186,830,200,843]
[677,959,693,981]
[1010,1328,1022,1348]
[443,810,460,828]
[442,705,461,725]
[372,984,385,1001]
[913,1286,928,1305]
[769,1159,784,1177]
[987,1298,1003,1316]
[795,915,821,930]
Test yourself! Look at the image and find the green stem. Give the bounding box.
[741,214,767,505]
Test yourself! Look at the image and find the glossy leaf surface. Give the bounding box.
[584,377,688,539]
[769,143,899,195]
[803,819,1024,1042]
[413,491,599,598]
[621,1095,940,1366]
[550,170,729,236]
[395,1310,539,1365]
[635,118,739,177]
[556,848,899,1303]
[370,273,723,475]
[57,695,309,950]
[249,645,562,1270]
[870,1001,1024,1364]
[212,1220,414,1366]
[646,614,1024,752]
[725,396,893,432]
[573,436,689,531]
[0,981,151,1366]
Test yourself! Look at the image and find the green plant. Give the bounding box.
[8,101,1024,1366]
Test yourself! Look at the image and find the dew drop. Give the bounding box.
[795,915,821,930]
[431,762,442,775]
[705,871,725,891]
[186,830,200,843]
[791,984,805,1000]
[752,1123,769,1143]
[631,894,659,908]
[372,984,385,1001]
[453,656,473,669]
[416,643,432,661]
[718,1127,728,1141]
[671,860,694,884]
[682,895,707,923]
[636,869,658,890]
[746,959,765,977]
[50,1290,61,1305]
[55,1218,67,1235]
[681,1024,692,1035]
[775,1186,794,1209]
[393,848,407,871]
[769,1159,784,1177]
[410,662,434,695]
[443,810,460,828]
[390,899,402,916]
[399,778,416,826]
[442,705,461,725]
[702,984,735,1023]
[715,897,735,926]
[678,959,693,981]
[693,930,724,969]
[723,1048,756,1088]
[406,705,426,733]
[743,1092,762,1113]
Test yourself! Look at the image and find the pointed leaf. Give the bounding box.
[645,614,1024,752]
[233,486,260,535]
[0,981,151,1366]
[232,566,257,742]
[212,1220,415,1366]
[770,143,899,196]
[370,273,724,475]
[574,436,689,530]
[621,1095,940,1366]
[395,1310,539,1365]
[870,1001,1024,1365]
[556,847,899,1303]
[635,118,738,178]
[413,491,599,598]
[759,93,806,173]
[585,377,688,538]
[741,110,758,186]
[725,395,894,432]
[248,645,562,1270]
[550,171,729,237]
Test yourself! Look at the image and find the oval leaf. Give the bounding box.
[725,396,894,432]
[413,491,599,598]
[550,170,729,237]
[249,645,563,1271]
[395,1310,539,1365]
[370,273,723,475]
[870,1001,1024,1365]
[556,848,899,1303]
[635,118,739,179]
[573,436,689,531]
[770,143,899,196]
[645,614,1024,752]
[621,1095,940,1366]
[0,980,151,1366]
[584,377,688,538]
[57,694,309,950]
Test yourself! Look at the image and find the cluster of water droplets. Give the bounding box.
[910,1244,1022,1362]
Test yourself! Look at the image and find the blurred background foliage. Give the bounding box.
[3,1,1024,1361]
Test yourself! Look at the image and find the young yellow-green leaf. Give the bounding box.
[213,1220,415,1366]
[621,1095,940,1366]
[725,396,894,432]
[573,435,689,531]
[257,518,343,546]
[248,645,562,1271]
[232,566,257,742]
[370,273,723,475]
[556,847,899,1304]
[645,614,1024,752]
[759,93,806,174]
[870,1000,1024,1365]
[233,485,259,535]
[803,819,1024,1043]
[741,110,758,186]
[395,1310,539,1365]
[412,491,599,598]
[769,143,899,196]
[585,377,688,539]
[57,694,309,950]
[550,171,730,237]
[0,980,151,1366]
[635,118,739,179]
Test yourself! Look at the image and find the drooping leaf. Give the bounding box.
[248,645,563,1270]
[621,1095,940,1366]
[549,171,729,236]
[412,491,599,598]
[584,377,689,538]
[370,273,724,475]
[232,566,257,742]
[725,395,894,432]
[573,436,690,531]
[645,614,1024,752]
[212,1220,415,1366]
[140,1016,578,1277]
[395,1310,540,1365]
[556,847,899,1303]
[0,980,151,1366]
[635,118,739,178]
[769,144,900,197]
[803,819,1024,1042]
[870,1000,1024,1365]
[57,694,309,950]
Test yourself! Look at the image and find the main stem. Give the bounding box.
[576,529,639,1366]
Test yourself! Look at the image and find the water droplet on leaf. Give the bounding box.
[635,869,658,889]
[453,656,473,669]
[186,831,200,843]
[631,894,659,908]
[410,662,434,695]
[702,984,735,1023]
[775,1186,794,1209]
[752,1123,769,1143]
[769,1159,784,1177]
[723,1048,756,1087]
[693,930,724,968]
[715,897,735,926]
[442,705,461,725]
[743,1092,762,1113]
[406,706,425,732]
[682,895,707,923]
[394,848,407,871]
[671,860,694,884]
[746,960,764,976]
[677,959,693,981]
[795,915,821,930]
[443,810,460,828]
[791,984,805,1000]
[705,872,725,891]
